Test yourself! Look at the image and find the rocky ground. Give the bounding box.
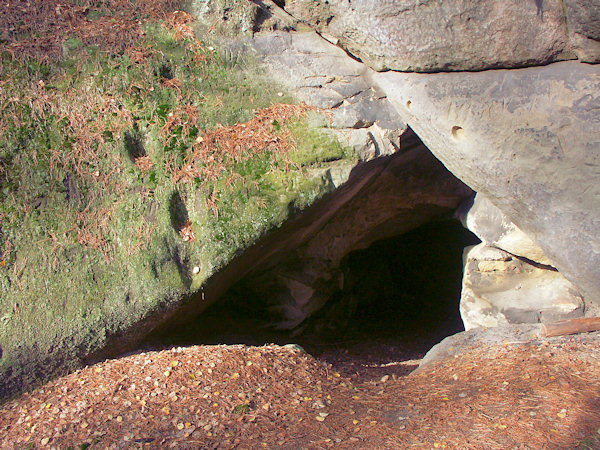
[1,331,599,449]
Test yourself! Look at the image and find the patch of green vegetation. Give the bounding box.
[62,37,84,58]
[0,19,355,400]
[288,116,353,166]
[86,9,108,21]
[232,402,250,415]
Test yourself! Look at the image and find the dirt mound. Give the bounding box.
[1,337,599,448]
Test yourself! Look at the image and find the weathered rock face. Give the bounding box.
[457,193,586,328]
[247,30,406,157]
[184,0,262,35]
[457,194,552,266]
[219,5,600,321]
[186,0,301,35]
[237,145,473,330]
[254,24,600,319]
[460,244,584,330]
[565,0,600,62]
[374,61,600,312]
[283,0,600,72]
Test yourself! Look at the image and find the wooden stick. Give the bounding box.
[542,317,600,338]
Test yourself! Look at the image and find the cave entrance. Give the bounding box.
[142,130,482,377]
[316,219,479,344]
[148,218,479,377]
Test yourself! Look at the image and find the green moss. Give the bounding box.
[0,19,355,400]
[61,37,83,58]
[287,118,352,166]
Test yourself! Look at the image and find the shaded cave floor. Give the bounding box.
[144,220,480,381]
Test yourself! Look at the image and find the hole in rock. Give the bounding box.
[451,125,464,139]
[149,219,479,379]
[169,190,189,234]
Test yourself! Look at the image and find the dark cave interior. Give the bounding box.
[146,219,480,368]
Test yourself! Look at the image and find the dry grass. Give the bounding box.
[0,0,310,258]
[175,103,313,183]
[0,0,182,63]
[378,340,600,448]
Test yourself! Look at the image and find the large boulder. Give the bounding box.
[416,323,544,373]
[283,0,600,72]
[457,193,586,329]
[457,193,552,266]
[460,244,585,330]
[246,25,600,321]
[374,61,600,314]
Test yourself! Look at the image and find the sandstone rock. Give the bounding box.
[283,0,580,71]
[241,144,473,329]
[460,244,585,330]
[249,31,405,131]
[185,0,300,36]
[416,323,544,373]
[263,260,344,330]
[458,193,552,266]
[186,0,261,35]
[247,30,406,162]
[565,0,600,63]
[331,126,401,162]
[238,29,600,326]
[374,61,600,312]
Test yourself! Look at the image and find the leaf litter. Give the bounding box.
[1,335,599,448]
[0,0,182,63]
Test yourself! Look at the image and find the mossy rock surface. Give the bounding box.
[0,18,354,401]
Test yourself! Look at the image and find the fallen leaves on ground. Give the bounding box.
[0,0,182,63]
[175,103,313,183]
[1,335,600,448]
